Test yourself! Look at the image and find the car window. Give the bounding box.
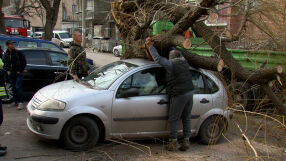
[55,34,60,39]
[190,70,205,94]
[59,32,71,39]
[22,51,47,65]
[48,52,67,67]
[84,61,137,90]
[40,42,61,51]
[205,75,219,94]
[117,67,167,98]
[18,41,38,48]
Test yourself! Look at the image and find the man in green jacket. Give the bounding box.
[68,31,90,80]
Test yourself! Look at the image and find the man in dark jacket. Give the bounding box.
[0,46,3,59]
[3,40,27,110]
[146,37,194,151]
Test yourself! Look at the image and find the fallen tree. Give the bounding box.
[111,0,286,115]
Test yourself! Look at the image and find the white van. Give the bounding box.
[52,31,73,48]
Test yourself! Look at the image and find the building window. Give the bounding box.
[3,0,11,7]
[72,5,77,13]
[62,5,67,20]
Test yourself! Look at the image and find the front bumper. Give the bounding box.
[63,41,71,47]
[26,101,69,140]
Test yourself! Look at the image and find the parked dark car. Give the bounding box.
[0,35,94,65]
[3,48,69,103]
[0,34,64,52]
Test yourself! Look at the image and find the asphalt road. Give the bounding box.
[0,49,285,161]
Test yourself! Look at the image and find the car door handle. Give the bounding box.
[157,99,169,105]
[200,98,210,104]
[54,72,63,74]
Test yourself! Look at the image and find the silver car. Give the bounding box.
[27,58,232,150]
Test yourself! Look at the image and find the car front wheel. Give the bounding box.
[60,42,64,48]
[61,116,99,150]
[199,116,226,145]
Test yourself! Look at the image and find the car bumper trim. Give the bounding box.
[31,114,59,124]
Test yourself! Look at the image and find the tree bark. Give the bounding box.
[39,0,61,41]
[0,1,6,34]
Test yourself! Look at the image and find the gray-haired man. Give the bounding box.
[146,37,194,151]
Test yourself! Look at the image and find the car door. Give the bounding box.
[22,50,52,92]
[112,67,169,135]
[46,51,68,82]
[190,70,214,128]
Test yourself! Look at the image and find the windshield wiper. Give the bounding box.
[77,80,93,89]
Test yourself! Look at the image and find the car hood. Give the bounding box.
[38,80,105,102]
[62,38,73,42]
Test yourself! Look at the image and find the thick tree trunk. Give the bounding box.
[39,0,61,41]
[44,12,54,41]
[0,1,6,34]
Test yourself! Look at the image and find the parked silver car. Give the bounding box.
[113,45,122,57]
[27,59,232,150]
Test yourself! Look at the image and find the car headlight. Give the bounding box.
[37,99,66,111]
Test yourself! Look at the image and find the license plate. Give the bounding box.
[11,32,19,35]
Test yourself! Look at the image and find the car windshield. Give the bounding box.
[4,18,24,28]
[83,61,138,90]
[59,33,71,39]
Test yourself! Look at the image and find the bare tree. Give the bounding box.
[39,0,61,40]
[111,0,286,114]
[0,1,5,34]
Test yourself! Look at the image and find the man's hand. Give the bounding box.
[7,71,10,75]
[145,37,154,48]
[76,59,83,64]
[88,70,91,75]
[72,74,79,81]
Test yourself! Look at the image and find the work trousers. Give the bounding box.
[169,90,194,139]
[8,72,24,104]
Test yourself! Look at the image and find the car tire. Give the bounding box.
[2,82,13,104]
[199,116,226,145]
[61,116,99,150]
[228,82,250,109]
[114,49,120,57]
[60,42,64,48]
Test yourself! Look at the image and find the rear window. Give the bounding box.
[40,42,61,51]
[18,41,38,48]
[22,51,47,65]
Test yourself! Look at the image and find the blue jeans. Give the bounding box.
[8,72,24,104]
[169,90,194,139]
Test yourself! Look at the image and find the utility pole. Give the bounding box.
[82,0,86,47]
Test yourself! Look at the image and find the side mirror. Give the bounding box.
[121,88,139,98]
[57,60,67,66]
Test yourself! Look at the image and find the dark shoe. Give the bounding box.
[179,138,190,151]
[17,103,25,110]
[166,139,180,151]
[0,150,6,156]
[0,146,7,151]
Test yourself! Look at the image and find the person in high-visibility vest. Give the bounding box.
[0,57,7,156]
